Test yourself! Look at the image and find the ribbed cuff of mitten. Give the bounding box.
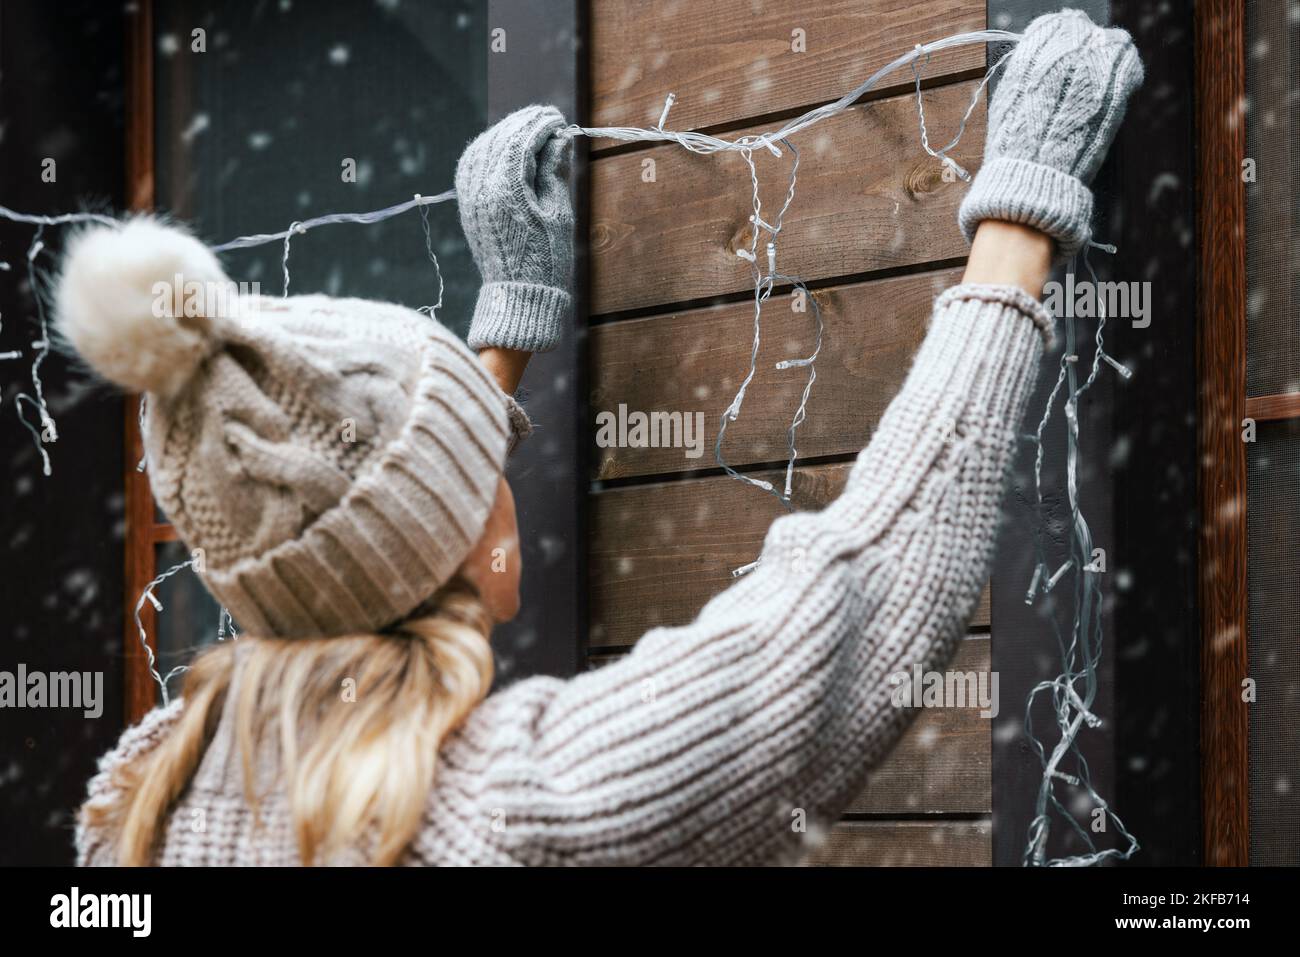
[958,157,1094,263]
[467,281,570,353]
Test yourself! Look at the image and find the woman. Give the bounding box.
[68,10,1142,866]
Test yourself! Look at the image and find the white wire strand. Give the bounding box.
[566,30,1021,156]
[211,189,456,253]
[415,199,446,320]
[13,227,57,475]
[132,559,196,706]
[1021,241,1138,867]
[716,33,1003,578]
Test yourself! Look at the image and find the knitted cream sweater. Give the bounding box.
[77,283,1051,866]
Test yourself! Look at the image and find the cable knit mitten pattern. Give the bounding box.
[456,106,574,353]
[959,9,1144,261]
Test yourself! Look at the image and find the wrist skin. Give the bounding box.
[961,219,1053,299]
[478,346,531,395]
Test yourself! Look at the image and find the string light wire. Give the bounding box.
[132,559,197,706]
[1021,241,1138,867]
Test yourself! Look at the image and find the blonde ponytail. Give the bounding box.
[83,579,493,866]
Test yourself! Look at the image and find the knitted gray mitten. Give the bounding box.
[958,9,1144,262]
[456,105,574,352]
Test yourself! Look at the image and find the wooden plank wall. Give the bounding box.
[585,0,991,866]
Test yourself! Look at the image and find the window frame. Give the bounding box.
[1196,0,1251,867]
[123,0,163,724]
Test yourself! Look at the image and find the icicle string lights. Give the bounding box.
[912,44,1014,184]
[132,559,197,706]
[1,30,1014,489]
[565,30,1020,156]
[0,29,1138,864]
[711,34,996,580]
[714,135,805,513]
[1020,240,1139,867]
[415,200,446,321]
[208,188,456,252]
[11,226,58,476]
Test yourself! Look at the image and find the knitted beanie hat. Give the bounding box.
[54,216,516,638]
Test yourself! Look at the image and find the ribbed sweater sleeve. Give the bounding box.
[447,283,1053,866]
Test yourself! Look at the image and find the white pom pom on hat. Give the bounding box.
[54,215,233,399]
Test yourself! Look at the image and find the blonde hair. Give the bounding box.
[83,578,493,866]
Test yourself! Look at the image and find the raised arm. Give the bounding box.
[453,259,1052,866]
[447,11,1143,866]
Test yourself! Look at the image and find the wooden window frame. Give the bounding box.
[1196,0,1252,867]
[123,0,165,725]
